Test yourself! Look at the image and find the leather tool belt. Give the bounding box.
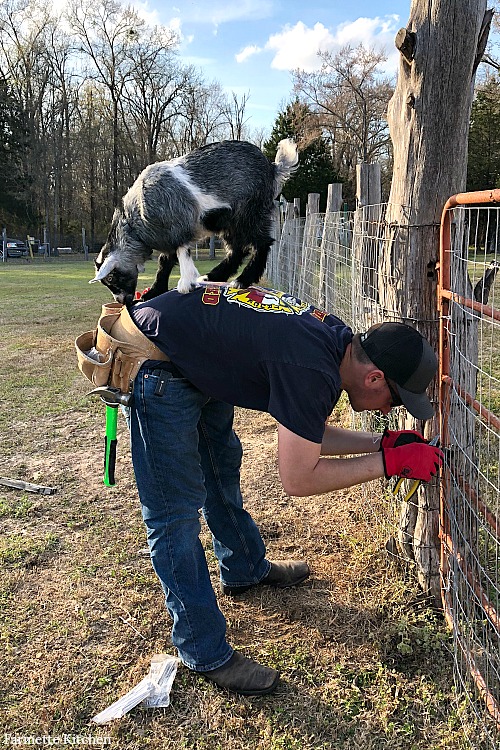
[75,302,169,394]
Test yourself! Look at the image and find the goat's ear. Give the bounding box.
[89,254,118,283]
[136,263,145,273]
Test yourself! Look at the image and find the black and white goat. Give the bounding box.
[90,139,298,304]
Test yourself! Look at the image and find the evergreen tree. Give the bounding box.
[264,102,340,215]
[0,75,32,228]
[467,76,500,191]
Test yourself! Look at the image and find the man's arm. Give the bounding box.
[277,423,384,497]
[320,424,381,456]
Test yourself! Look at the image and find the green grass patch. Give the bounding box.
[0,533,59,568]
[0,493,34,518]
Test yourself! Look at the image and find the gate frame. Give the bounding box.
[438,189,500,728]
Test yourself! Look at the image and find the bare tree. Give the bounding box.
[172,78,227,154]
[0,0,271,245]
[120,28,190,169]
[73,82,112,250]
[220,90,251,140]
[67,0,145,206]
[0,0,54,217]
[293,45,394,188]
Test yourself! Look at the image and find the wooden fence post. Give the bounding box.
[354,163,383,324]
[299,194,320,301]
[319,184,343,309]
[356,162,381,208]
[292,198,302,292]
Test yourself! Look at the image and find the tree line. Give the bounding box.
[1,0,499,251]
[0,0,265,249]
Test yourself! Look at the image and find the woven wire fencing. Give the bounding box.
[439,201,500,746]
[266,201,500,748]
[267,205,412,542]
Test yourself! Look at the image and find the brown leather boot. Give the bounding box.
[220,559,310,596]
[199,651,279,695]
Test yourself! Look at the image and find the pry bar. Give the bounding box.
[0,477,57,496]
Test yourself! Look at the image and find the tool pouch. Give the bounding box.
[75,302,169,394]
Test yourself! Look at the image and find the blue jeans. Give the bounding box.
[128,366,270,671]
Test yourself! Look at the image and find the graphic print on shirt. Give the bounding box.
[223,286,311,315]
[201,285,222,305]
[200,283,330,320]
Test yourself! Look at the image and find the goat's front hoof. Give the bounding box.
[177,278,198,294]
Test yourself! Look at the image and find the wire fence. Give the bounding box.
[266,198,500,749]
[439,193,500,746]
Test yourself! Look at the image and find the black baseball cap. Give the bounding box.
[359,322,437,420]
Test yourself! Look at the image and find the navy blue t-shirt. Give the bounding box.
[130,285,353,444]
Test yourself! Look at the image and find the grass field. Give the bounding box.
[0,258,486,749]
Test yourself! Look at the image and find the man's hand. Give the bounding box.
[381,442,444,482]
[380,428,426,451]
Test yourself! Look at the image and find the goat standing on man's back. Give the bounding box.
[91,139,299,304]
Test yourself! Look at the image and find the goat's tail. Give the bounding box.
[274,139,299,191]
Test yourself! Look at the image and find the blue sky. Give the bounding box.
[133,0,410,133]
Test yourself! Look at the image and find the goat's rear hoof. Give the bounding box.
[230,278,248,289]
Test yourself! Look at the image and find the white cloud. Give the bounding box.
[131,0,162,27]
[335,15,399,49]
[266,21,336,72]
[161,16,194,46]
[235,44,262,63]
[265,15,401,73]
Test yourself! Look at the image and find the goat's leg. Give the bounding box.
[177,245,201,293]
[140,253,177,301]
[203,241,247,283]
[233,237,274,288]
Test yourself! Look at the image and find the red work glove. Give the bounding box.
[382,442,444,482]
[380,428,426,451]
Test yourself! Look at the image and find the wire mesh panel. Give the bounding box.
[319,212,354,325]
[267,215,305,295]
[266,206,412,544]
[439,197,500,748]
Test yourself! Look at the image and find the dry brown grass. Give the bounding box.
[0,260,487,749]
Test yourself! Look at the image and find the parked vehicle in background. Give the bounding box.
[4,239,28,257]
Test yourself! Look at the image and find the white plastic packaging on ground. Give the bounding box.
[92,655,180,724]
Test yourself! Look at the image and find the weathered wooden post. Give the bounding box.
[356,163,381,208]
[299,193,320,301]
[292,198,302,292]
[380,0,492,599]
[353,163,383,325]
[319,183,343,310]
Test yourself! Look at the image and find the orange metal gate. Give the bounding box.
[438,189,500,735]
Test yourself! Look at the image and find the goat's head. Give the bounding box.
[90,208,147,305]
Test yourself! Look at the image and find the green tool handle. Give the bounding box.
[104,405,118,487]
